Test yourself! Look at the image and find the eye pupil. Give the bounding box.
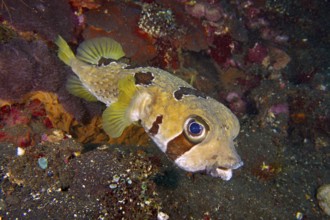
[183,116,209,143]
[189,122,203,135]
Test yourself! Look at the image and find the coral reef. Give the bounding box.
[82,1,149,64]
[138,3,177,38]
[0,0,329,219]
[81,0,209,69]
[0,39,64,100]
[0,37,104,122]
[246,42,268,64]
[1,91,151,145]
[210,34,234,65]
[0,0,75,41]
[0,97,53,148]
[69,0,102,10]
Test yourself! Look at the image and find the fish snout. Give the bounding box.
[208,156,243,181]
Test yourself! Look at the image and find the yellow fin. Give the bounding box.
[55,36,75,66]
[76,37,125,65]
[66,75,98,102]
[102,75,137,138]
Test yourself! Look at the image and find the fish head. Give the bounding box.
[172,112,243,181]
[147,90,243,181]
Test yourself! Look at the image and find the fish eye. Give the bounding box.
[184,116,209,143]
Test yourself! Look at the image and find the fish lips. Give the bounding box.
[172,135,243,180]
[207,160,244,181]
[174,152,243,181]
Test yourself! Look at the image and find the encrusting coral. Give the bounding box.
[0,37,104,123]
[1,91,150,145]
[0,0,75,41]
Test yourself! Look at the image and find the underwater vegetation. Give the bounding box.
[0,0,329,219]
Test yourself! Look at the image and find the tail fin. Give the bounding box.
[55,36,75,66]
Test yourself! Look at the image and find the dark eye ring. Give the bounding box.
[184,116,208,143]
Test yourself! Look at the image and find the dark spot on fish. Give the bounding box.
[124,62,139,69]
[97,57,113,66]
[149,115,163,136]
[211,155,218,160]
[98,57,128,66]
[134,71,154,85]
[174,87,207,100]
[166,132,196,160]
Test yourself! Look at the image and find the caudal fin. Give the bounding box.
[55,36,75,66]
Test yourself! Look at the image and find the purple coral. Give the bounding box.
[185,3,206,19]
[0,38,104,122]
[269,103,289,115]
[225,92,247,117]
[185,2,223,22]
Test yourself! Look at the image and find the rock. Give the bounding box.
[317,184,330,216]
[157,211,169,220]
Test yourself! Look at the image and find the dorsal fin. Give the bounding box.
[66,75,98,102]
[102,75,137,138]
[76,37,125,65]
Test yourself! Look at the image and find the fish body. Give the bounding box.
[55,36,243,180]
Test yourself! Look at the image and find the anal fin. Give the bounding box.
[66,75,98,102]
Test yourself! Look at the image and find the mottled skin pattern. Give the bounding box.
[69,58,243,180]
[70,59,125,105]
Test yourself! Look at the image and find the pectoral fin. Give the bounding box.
[102,75,137,138]
[66,75,98,102]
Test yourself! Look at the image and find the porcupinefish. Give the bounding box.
[55,36,243,180]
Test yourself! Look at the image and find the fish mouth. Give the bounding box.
[208,161,243,181]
